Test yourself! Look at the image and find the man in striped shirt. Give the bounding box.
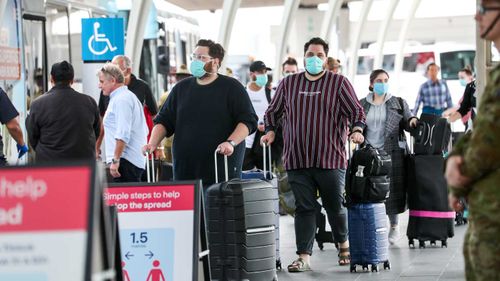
[413,63,453,116]
[262,37,366,272]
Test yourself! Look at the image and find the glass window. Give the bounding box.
[45,5,70,68]
[357,56,374,75]
[403,52,435,73]
[69,8,92,92]
[440,51,475,80]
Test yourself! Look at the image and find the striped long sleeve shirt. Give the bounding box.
[264,71,366,170]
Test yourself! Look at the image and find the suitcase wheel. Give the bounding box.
[419,240,426,249]
[276,259,282,271]
[371,264,378,272]
[409,239,415,249]
[362,265,369,271]
[350,265,356,273]
[317,241,324,250]
[383,260,391,270]
[430,240,436,247]
[441,240,447,248]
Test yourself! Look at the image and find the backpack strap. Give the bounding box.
[265,87,272,104]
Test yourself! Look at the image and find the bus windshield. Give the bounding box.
[440,50,475,80]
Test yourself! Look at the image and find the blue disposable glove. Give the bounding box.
[17,144,28,159]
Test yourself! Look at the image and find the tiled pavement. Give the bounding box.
[276,211,466,281]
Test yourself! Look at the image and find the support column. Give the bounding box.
[217,0,241,71]
[125,0,153,74]
[273,0,300,82]
[373,0,398,69]
[348,0,374,81]
[320,0,342,43]
[394,0,421,82]
[0,0,7,24]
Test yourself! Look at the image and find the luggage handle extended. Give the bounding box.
[214,148,228,183]
[145,151,156,183]
[262,142,272,180]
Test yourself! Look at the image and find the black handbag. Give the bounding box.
[345,144,392,205]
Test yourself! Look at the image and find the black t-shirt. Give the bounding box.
[0,88,19,158]
[98,74,158,116]
[154,75,258,185]
[457,80,477,120]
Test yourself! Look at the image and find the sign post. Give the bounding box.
[0,163,109,281]
[104,181,208,281]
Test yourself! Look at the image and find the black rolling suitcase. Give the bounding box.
[411,113,451,155]
[206,150,278,281]
[406,153,454,248]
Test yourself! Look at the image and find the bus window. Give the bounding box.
[403,52,435,74]
[357,56,373,75]
[440,50,475,80]
[382,54,395,71]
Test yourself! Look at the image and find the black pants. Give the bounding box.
[111,158,144,183]
[288,168,347,255]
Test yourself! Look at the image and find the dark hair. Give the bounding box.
[368,69,389,91]
[303,37,329,56]
[426,62,440,71]
[460,66,473,76]
[282,57,298,70]
[196,39,225,67]
[327,57,341,70]
[50,61,74,85]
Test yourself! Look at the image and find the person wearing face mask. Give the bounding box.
[262,37,366,272]
[359,69,418,245]
[243,61,273,170]
[445,68,476,131]
[143,39,257,188]
[282,57,299,77]
[446,1,500,279]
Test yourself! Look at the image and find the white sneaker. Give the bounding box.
[388,226,400,245]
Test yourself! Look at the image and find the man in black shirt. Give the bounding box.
[0,88,28,166]
[27,61,100,162]
[143,39,257,186]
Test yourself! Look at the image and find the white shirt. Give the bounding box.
[103,85,148,169]
[245,85,268,148]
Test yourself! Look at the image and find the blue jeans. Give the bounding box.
[288,168,347,255]
[112,158,144,183]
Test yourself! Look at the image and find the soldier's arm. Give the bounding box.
[461,89,500,185]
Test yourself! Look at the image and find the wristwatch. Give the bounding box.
[227,140,236,147]
[111,158,119,164]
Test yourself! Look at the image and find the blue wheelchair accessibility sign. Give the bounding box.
[82,18,124,62]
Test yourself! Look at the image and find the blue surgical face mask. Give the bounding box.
[459,79,467,87]
[190,60,206,78]
[373,82,389,96]
[305,56,324,75]
[255,74,268,87]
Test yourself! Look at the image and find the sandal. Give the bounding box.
[287,257,311,272]
[338,247,351,266]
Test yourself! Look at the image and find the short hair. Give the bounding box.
[304,37,329,56]
[427,62,440,71]
[282,57,298,70]
[112,55,132,69]
[368,69,390,91]
[196,39,225,65]
[50,61,74,84]
[460,66,473,76]
[326,57,341,70]
[100,63,124,84]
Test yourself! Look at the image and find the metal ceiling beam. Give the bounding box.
[373,0,398,69]
[348,0,374,81]
[273,0,301,82]
[125,0,153,74]
[394,0,421,83]
[320,0,343,43]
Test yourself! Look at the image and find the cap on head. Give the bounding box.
[51,61,74,83]
[250,61,272,72]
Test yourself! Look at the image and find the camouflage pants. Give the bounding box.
[463,170,500,281]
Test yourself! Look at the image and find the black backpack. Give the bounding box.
[410,113,451,155]
[345,144,392,205]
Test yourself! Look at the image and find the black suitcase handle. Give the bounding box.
[262,142,272,180]
[214,148,228,183]
[145,151,156,183]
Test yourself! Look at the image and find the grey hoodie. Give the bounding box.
[365,92,392,149]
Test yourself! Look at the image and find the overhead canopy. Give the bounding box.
[165,0,329,11]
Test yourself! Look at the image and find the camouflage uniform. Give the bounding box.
[449,64,500,281]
